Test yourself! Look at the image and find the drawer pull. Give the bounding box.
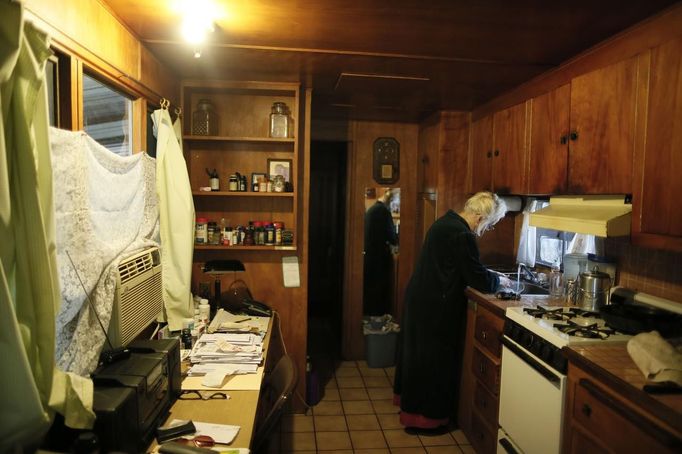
[581,403,592,417]
[481,330,488,340]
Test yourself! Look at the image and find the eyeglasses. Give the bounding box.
[178,390,229,400]
[173,435,215,448]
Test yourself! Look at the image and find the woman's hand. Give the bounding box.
[498,275,514,288]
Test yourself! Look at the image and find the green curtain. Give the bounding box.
[0,1,93,450]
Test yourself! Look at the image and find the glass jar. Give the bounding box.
[265,223,275,245]
[207,221,220,245]
[228,174,239,191]
[192,99,219,136]
[269,102,290,138]
[195,217,208,244]
[272,174,286,192]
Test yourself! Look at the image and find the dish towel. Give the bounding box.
[626,331,682,386]
[50,127,159,376]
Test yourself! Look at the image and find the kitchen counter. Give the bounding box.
[465,287,565,318]
[564,343,682,438]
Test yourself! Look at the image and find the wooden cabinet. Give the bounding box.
[564,362,681,454]
[632,37,682,251]
[568,57,638,194]
[460,301,505,454]
[470,103,527,194]
[527,84,571,194]
[182,80,300,252]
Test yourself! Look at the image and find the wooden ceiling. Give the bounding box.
[105,0,679,122]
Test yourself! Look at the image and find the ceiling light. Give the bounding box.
[175,0,221,44]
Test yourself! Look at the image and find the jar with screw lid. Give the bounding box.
[269,102,290,138]
[191,99,219,136]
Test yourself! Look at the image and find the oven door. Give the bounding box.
[498,336,566,454]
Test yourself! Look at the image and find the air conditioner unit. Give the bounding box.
[108,247,163,348]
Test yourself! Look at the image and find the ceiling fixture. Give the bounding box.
[173,0,223,56]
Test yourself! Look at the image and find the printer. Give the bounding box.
[91,338,180,453]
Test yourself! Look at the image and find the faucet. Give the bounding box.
[517,262,539,286]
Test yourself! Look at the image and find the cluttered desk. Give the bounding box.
[146,311,277,453]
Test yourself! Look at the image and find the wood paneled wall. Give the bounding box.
[24,0,178,106]
[343,120,419,359]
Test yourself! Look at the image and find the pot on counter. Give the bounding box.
[577,267,612,311]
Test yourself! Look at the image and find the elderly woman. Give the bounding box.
[393,191,512,430]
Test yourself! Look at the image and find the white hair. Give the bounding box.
[463,191,507,236]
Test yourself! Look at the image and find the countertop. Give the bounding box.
[564,343,682,437]
[465,287,565,318]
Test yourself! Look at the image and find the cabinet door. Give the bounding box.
[633,37,682,251]
[568,57,637,193]
[492,102,527,194]
[528,84,571,194]
[470,115,493,193]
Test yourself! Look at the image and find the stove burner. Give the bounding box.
[567,307,600,319]
[554,320,616,339]
[523,306,603,321]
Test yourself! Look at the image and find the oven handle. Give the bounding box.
[501,336,561,386]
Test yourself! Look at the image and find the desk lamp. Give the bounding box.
[202,259,245,316]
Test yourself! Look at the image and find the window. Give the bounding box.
[83,73,133,156]
[45,56,59,127]
[146,105,157,158]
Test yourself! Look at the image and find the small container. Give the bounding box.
[207,221,220,245]
[549,266,564,298]
[199,300,210,323]
[181,328,193,349]
[239,175,247,192]
[269,102,290,138]
[228,174,239,191]
[265,223,275,245]
[272,174,286,192]
[195,217,208,244]
[191,99,219,136]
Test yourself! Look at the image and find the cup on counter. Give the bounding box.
[549,266,564,298]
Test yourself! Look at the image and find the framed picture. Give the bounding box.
[267,158,292,183]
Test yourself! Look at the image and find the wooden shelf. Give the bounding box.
[184,135,295,144]
[193,191,294,197]
[194,245,297,251]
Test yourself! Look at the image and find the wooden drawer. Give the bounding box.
[473,380,499,427]
[472,346,500,394]
[474,305,503,358]
[573,378,680,454]
[470,410,497,454]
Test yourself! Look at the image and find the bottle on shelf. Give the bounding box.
[206,168,219,191]
[195,217,208,244]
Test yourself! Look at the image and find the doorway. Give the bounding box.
[307,141,348,360]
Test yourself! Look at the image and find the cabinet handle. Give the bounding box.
[560,135,568,145]
[494,149,500,157]
[481,330,487,340]
[487,151,492,158]
[569,131,579,141]
[581,403,592,417]
[479,362,486,374]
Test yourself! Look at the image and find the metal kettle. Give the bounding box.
[577,267,612,311]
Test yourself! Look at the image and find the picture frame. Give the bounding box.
[267,158,292,183]
[251,172,267,186]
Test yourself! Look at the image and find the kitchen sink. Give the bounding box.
[491,269,550,296]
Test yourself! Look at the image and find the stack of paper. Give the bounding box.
[187,332,265,376]
[208,309,270,334]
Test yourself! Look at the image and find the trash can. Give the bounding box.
[363,315,400,368]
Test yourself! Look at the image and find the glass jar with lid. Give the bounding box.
[192,99,219,136]
[269,102,290,138]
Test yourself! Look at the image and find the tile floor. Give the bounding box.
[266,359,473,453]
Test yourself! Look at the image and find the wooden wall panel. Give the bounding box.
[437,112,471,217]
[343,120,419,359]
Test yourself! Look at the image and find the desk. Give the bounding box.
[149,317,275,452]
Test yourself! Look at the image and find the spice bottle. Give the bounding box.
[228,174,239,191]
[269,102,290,138]
[208,221,220,245]
[195,218,208,244]
[265,223,275,245]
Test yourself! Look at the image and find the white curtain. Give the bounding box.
[152,107,195,330]
[0,2,93,449]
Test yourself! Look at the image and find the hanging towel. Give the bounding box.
[627,331,682,386]
[152,108,195,331]
[50,127,159,376]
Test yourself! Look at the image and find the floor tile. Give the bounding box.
[313,400,344,415]
[346,414,381,431]
[383,429,423,448]
[372,399,399,414]
[377,413,403,430]
[281,414,314,432]
[349,430,388,449]
[425,446,464,453]
[336,376,365,388]
[280,431,317,451]
[360,367,388,377]
[314,415,348,432]
[419,432,456,446]
[324,377,338,389]
[450,429,469,445]
[354,449,390,454]
[384,366,396,376]
[342,399,375,415]
[363,375,392,388]
[367,386,394,400]
[389,446,427,453]
[336,360,359,368]
[458,445,475,454]
[320,387,341,401]
[316,431,352,450]
[335,367,361,378]
[340,387,370,401]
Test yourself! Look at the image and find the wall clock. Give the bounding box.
[373,137,399,184]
